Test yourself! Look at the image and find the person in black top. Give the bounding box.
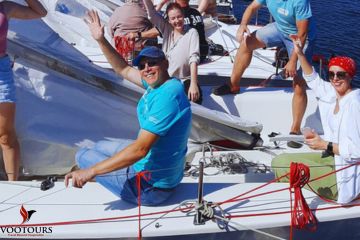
[176,0,208,62]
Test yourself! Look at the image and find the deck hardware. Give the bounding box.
[40,176,57,191]
[194,159,215,225]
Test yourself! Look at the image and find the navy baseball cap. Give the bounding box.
[132,46,166,67]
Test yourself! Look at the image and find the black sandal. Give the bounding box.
[212,84,239,96]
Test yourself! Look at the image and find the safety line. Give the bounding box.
[213,215,286,240]
[0,205,194,228]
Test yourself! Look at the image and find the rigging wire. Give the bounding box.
[213,215,286,240]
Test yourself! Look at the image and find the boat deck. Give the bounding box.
[1,180,360,239]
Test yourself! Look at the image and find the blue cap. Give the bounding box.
[132,46,166,66]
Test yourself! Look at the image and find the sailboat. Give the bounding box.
[2,1,359,240]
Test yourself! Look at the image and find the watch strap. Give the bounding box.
[326,142,334,156]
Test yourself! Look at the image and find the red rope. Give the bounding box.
[306,161,360,204]
[114,36,134,62]
[220,186,289,206]
[217,162,360,219]
[136,171,151,240]
[227,200,360,219]
[2,162,360,237]
[309,161,360,183]
[289,162,317,239]
[0,205,194,228]
[218,171,290,205]
[4,200,360,228]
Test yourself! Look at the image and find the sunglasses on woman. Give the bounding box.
[329,71,348,80]
[138,59,162,70]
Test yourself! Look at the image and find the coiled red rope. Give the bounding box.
[136,171,151,240]
[114,36,134,62]
[289,162,317,239]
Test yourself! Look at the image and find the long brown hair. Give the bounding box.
[165,2,184,16]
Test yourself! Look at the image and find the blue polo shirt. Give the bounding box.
[133,78,192,188]
[257,0,316,41]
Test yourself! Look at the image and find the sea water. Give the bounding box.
[232,0,360,87]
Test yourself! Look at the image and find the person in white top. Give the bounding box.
[291,35,360,204]
[142,0,202,104]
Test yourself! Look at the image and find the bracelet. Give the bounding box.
[137,31,141,39]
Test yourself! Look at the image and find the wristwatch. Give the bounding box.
[137,31,142,39]
[326,142,334,156]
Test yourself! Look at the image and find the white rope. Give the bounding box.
[213,215,286,240]
[213,17,234,63]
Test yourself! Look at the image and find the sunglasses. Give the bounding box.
[138,59,161,70]
[329,71,348,80]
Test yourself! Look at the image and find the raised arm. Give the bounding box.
[290,34,335,101]
[236,0,262,42]
[284,19,310,78]
[3,0,47,19]
[289,34,313,75]
[155,0,170,12]
[86,10,142,87]
[143,0,158,17]
[142,0,168,34]
[197,0,209,15]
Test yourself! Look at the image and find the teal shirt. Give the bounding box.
[257,0,316,41]
[133,78,192,188]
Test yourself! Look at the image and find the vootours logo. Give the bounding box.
[0,205,53,237]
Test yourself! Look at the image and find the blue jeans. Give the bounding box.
[256,22,314,70]
[76,139,175,206]
[0,55,16,103]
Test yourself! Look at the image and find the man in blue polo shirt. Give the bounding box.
[213,0,316,148]
[65,10,192,206]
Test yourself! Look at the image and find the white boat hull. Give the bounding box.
[1,181,360,239]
